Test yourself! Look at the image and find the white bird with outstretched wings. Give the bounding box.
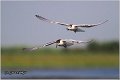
[35,15,108,33]
[23,39,93,51]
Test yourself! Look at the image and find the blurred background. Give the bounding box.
[1,1,119,79]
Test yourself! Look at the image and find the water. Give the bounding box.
[1,67,119,79]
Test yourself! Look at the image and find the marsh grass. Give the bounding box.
[1,48,119,68]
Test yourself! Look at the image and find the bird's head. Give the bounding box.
[55,39,61,48]
[56,39,61,43]
[69,24,73,26]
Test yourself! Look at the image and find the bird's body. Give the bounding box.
[57,39,74,47]
[66,25,78,32]
[35,15,108,33]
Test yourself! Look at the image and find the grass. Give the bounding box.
[1,48,119,68]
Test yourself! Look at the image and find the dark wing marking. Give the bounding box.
[77,20,108,28]
[42,41,56,47]
[35,15,70,26]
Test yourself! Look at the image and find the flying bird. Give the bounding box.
[23,39,92,51]
[35,15,108,33]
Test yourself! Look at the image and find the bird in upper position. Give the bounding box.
[23,39,92,51]
[35,15,108,33]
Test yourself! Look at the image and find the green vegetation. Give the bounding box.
[1,49,119,68]
[87,40,119,53]
[1,41,119,68]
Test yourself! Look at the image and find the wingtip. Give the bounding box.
[35,15,38,17]
[102,20,109,24]
[22,48,29,51]
[105,20,109,22]
[88,39,94,43]
[22,48,26,51]
[22,48,33,51]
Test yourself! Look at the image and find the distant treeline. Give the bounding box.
[86,40,119,52]
[1,41,119,54]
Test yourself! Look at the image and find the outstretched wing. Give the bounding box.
[35,15,70,26]
[67,39,93,44]
[42,41,56,47]
[77,20,108,28]
[23,41,56,51]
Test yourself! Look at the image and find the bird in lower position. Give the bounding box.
[35,15,108,33]
[23,39,92,51]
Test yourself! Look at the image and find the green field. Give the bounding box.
[1,48,119,68]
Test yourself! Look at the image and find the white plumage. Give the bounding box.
[35,15,108,33]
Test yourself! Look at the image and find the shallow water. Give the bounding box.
[1,67,119,79]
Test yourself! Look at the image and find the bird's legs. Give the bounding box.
[63,44,67,48]
[74,29,77,33]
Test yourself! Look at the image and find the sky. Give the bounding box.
[1,1,119,47]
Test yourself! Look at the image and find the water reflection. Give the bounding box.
[2,67,119,79]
